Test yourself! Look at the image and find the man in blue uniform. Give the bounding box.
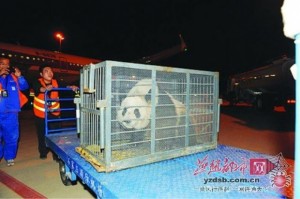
[0,57,29,166]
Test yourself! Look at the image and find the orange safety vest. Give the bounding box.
[11,74,28,108]
[33,78,60,118]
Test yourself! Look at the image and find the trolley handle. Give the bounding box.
[44,87,79,136]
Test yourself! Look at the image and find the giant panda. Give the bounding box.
[116,79,154,142]
[116,78,189,147]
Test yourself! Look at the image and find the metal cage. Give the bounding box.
[79,61,220,172]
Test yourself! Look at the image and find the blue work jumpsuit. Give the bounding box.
[0,74,29,161]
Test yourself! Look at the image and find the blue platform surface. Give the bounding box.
[46,132,290,199]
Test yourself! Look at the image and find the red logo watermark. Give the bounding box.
[249,158,275,175]
[194,153,292,189]
[249,153,292,189]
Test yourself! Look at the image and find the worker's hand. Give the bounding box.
[0,67,9,76]
[67,85,79,92]
[12,67,21,77]
[45,85,54,91]
[40,85,54,92]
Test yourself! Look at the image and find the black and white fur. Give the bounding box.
[116,79,187,145]
[117,95,151,130]
[116,79,156,130]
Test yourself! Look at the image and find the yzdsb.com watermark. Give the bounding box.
[194,153,292,189]
[203,177,260,184]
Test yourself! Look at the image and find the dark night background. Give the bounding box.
[1,0,295,87]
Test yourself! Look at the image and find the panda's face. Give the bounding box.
[116,96,151,130]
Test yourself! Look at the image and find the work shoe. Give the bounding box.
[7,159,15,166]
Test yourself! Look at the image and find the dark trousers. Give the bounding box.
[34,114,60,157]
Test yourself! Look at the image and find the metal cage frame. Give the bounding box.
[78,61,220,172]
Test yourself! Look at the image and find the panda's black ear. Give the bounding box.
[145,89,151,103]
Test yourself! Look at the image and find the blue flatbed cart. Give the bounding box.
[44,89,289,199]
[46,134,289,198]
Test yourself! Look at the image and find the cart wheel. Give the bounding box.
[59,160,73,186]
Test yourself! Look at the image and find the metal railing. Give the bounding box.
[44,88,78,135]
